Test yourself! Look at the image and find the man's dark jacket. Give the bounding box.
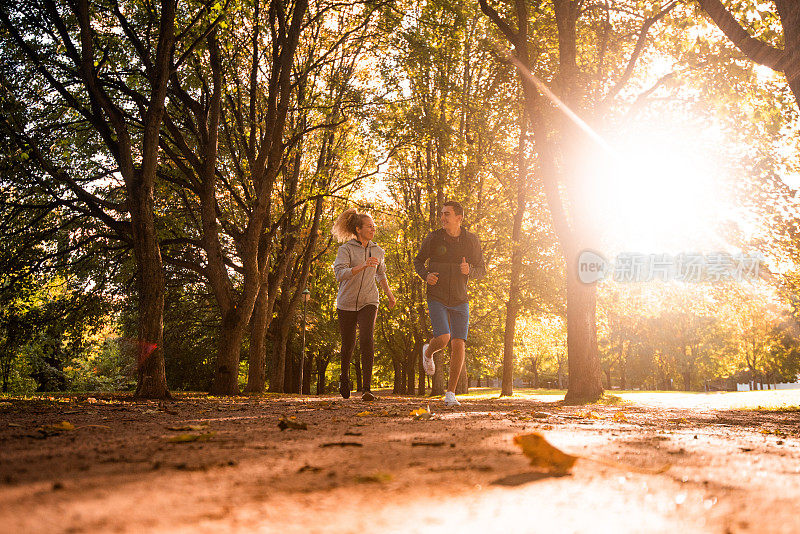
[413,227,486,307]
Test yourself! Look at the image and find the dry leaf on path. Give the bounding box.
[513,432,578,474]
[612,412,629,423]
[576,411,603,420]
[42,421,75,431]
[167,424,210,431]
[166,432,216,443]
[278,416,307,430]
[354,472,392,483]
[411,405,434,420]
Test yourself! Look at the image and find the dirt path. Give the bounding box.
[1,392,799,533]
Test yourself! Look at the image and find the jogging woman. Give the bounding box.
[332,208,396,401]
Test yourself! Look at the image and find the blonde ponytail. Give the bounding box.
[331,208,369,242]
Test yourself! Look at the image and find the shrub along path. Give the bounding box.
[1,389,799,533]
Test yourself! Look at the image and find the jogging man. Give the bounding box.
[414,201,485,406]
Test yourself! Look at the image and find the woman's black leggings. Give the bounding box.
[337,305,377,391]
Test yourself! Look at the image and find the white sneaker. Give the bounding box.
[444,391,461,407]
[422,343,435,376]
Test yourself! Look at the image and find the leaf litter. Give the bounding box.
[514,432,670,475]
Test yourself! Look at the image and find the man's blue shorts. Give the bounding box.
[427,299,469,341]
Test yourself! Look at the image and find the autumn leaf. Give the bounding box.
[167,424,210,431]
[410,406,429,416]
[167,432,216,443]
[356,411,375,417]
[513,432,578,474]
[612,412,629,423]
[576,411,603,420]
[411,405,434,420]
[43,421,75,431]
[354,472,393,483]
[278,416,308,430]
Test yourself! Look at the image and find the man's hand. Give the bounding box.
[387,293,397,309]
[364,257,380,268]
[460,256,470,275]
[426,272,439,286]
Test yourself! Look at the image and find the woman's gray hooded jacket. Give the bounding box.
[333,239,387,311]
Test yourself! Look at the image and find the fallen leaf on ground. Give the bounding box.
[278,416,307,430]
[43,421,75,431]
[531,411,549,419]
[354,472,392,483]
[356,411,375,417]
[166,432,216,443]
[513,432,578,474]
[411,440,446,447]
[411,405,434,420]
[612,412,629,422]
[167,424,210,431]
[576,411,603,420]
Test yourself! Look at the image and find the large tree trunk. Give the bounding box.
[393,358,404,394]
[209,311,248,395]
[129,0,177,400]
[501,110,528,397]
[406,346,417,396]
[316,353,329,394]
[131,204,168,399]
[244,283,270,393]
[563,261,603,403]
[302,353,313,394]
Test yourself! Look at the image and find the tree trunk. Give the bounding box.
[406,343,418,395]
[302,354,313,394]
[501,108,528,397]
[392,358,403,394]
[209,311,247,395]
[128,0,177,400]
[316,353,329,394]
[131,185,169,399]
[563,258,604,403]
[244,283,270,393]
[269,312,292,393]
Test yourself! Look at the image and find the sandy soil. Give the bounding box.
[1,391,799,533]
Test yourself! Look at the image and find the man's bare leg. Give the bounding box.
[447,338,465,393]
[424,333,450,359]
